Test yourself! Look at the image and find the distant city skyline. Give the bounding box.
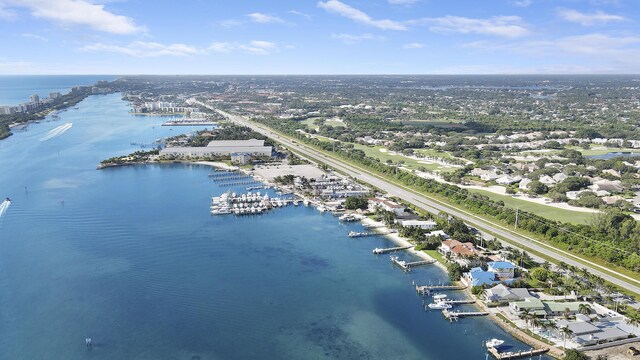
[1,0,639,74]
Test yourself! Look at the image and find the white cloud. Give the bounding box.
[331,33,384,44]
[403,42,424,49]
[288,10,311,19]
[21,33,48,41]
[3,0,144,34]
[209,40,278,55]
[0,2,17,20]
[218,19,243,28]
[460,33,640,73]
[318,0,407,31]
[80,41,199,57]
[557,8,625,26]
[388,0,418,5]
[512,0,532,7]
[208,42,235,53]
[411,15,529,38]
[246,12,284,24]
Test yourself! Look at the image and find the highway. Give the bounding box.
[200,102,640,295]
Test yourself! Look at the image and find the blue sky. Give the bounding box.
[0,0,639,74]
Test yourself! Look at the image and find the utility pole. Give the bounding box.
[515,208,519,229]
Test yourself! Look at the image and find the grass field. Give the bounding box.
[299,117,345,131]
[351,143,457,173]
[468,189,597,225]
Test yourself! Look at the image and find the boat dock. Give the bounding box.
[372,245,412,254]
[441,299,476,305]
[391,256,436,272]
[442,309,489,319]
[487,347,549,359]
[415,284,467,295]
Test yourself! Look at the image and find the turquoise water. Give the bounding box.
[0,75,116,106]
[0,94,543,359]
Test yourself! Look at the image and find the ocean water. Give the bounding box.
[0,93,546,359]
[0,75,116,106]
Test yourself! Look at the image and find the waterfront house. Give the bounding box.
[509,297,547,317]
[368,198,406,216]
[464,267,499,287]
[487,261,516,280]
[556,319,630,347]
[438,239,478,259]
[484,284,531,303]
[425,230,450,239]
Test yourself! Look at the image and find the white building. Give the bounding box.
[367,198,405,216]
[397,219,437,230]
[160,139,272,158]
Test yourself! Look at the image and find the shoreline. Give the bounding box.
[94,157,564,357]
[359,217,448,272]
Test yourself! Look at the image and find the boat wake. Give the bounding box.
[39,123,73,141]
[0,200,10,218]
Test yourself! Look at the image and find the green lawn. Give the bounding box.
[468,189,597,225]
[299,117,346,131]
[351,144,457,173]
[414,148,454,159]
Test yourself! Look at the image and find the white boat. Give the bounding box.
[485,339,504,348]
[433,294,448,300]
[317,206,326,213]
[303,199,310,206]
[428,302,452,310]
[293,200,299,206]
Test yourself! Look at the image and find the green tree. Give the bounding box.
[344,196,368,210]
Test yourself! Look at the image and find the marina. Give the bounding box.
[210,191,292,215]
[0,91,550,359]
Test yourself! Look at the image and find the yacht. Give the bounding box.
[433,294,447,300]
[485,339,504,348]
[428,301,452,310]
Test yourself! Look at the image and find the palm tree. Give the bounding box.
[519,308,532,328]
[542,261,551,271]
[626,310,640,334]
[557,261,568,274]
[578,304,591,316]
[531,317,542,332]
[563,307,572,320]
[560,326,574,348]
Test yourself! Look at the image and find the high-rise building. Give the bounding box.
[30,94,40,103]
[49,92,61,99]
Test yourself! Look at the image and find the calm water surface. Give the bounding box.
[0,94,545,359]
[0,75,116,106]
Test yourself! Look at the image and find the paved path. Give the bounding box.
[198,102,640,295]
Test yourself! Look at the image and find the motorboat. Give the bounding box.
[428,302,452,310]
[433,294,447,300]
[485,339,504,348]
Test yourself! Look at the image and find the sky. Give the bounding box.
[0,0,639,74]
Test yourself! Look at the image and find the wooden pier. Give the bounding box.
[487,347,549,359]
[442,309,489,319]
[391,256,436,272]
[415,284,467,295]
[372,245,412,254]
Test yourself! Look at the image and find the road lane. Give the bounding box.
[202,103,640,295]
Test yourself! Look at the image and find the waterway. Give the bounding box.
[0,93,547,359]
